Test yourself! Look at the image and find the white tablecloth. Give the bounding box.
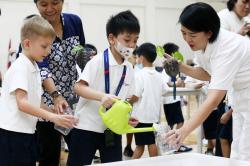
[98,153,250,166]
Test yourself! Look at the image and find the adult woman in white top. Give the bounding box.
[218,0,250,36]
[166,2,250,161]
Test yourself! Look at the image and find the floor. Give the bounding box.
[59,95,206,165]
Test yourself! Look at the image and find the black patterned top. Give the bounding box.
[38,13,85,106]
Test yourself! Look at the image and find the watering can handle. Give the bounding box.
[98,105,105,116]
[98,98,119,115]
[126,127,156,133]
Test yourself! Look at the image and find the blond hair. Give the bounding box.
[21,15,56,43]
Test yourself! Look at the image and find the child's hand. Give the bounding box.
[101,94,119,108]
[220,112,231,124]
[129,117,139,127]
[194,83,205,89]
[51,114,79,129]
[176,78,185,87]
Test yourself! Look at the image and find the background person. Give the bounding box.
[218,0,250,37]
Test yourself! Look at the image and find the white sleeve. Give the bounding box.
[162,77,169,96]
[209,45,241,90]
[161,69,171,83]
[126,70,135,98]
[218,10,231,31]
[8,69,28,93]
[77,55,101,86]
[134,72,143,97]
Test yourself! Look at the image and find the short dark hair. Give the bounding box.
[85,43,97,55]
[24,14,38,20]
[34,0,64,3]
[227,0,237,11]
[136,43,156,63]
[106,10,140,37]
[179,2,220,43]
[163,43,179,55]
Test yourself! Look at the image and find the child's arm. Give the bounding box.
[74,80,118,108]
[41,101,55,113]
[15,89,78,128]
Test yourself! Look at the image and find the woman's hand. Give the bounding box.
[165,127,187,148]
[238,23,250,36]
[53,95,69,114]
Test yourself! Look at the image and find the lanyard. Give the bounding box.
[104,49,126,95]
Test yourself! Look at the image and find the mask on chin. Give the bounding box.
[115,41,134,60]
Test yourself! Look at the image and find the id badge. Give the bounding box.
[104,129,115,147]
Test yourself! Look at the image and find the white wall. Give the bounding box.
[0,0,226,74]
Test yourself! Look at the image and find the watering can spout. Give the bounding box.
[126,127,155,133]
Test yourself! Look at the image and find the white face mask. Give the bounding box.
[115,41,134,60]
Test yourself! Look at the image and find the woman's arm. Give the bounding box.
[166,89,226,145]
[179,63,211,81]
[42,78,68,113]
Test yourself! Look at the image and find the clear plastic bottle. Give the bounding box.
[154,123,177,155]
[54,107,73,135]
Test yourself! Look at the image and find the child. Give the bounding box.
[67,10,140,165]
[123,49,138,158]
[162,42,192,153]
[0,16,77,166]
[129,43,168,159]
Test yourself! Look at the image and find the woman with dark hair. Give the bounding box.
[32,0,85,165]
[166,2,250,161]
[218,0,250,36]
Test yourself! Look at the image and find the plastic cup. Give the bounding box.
[154,123,177,155]
[54,107,73,135]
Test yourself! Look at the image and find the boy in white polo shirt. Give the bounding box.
[67,10,140,165]
[129,43,168,159]
[0,16,78,166]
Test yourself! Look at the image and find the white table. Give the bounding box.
[98,153,250,166]
[166,88,203,153]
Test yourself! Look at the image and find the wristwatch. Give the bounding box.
[50,90,62,99]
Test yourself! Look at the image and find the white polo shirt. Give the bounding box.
[218,8,250,35]
[0,53,42,134]
[131,67,168,123]
[75,48,135,133]
[195,29,250,91]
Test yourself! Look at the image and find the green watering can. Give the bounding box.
[99,100,157,135]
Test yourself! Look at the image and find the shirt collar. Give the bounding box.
[19,53,40,73]
[107,47,130,67]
